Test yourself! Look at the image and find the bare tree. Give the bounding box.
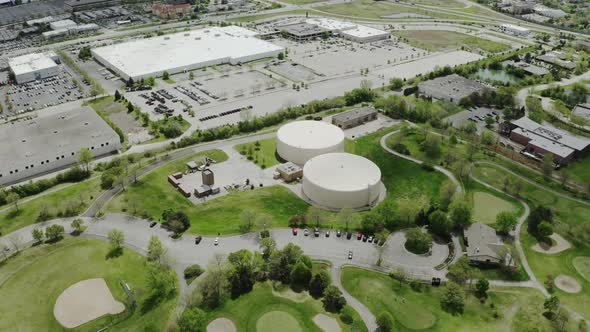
[8,234,22,253]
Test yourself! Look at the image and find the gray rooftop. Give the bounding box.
[536,53,577,69]
[572,103,590,121]
[502,60,550,76]
[0,106,120,172]
[512,117,590,152]
[464,223,503,260]
[332,107,377,123]
[276,161,302,175]
[418,74,490,102]
[278,22,326,37]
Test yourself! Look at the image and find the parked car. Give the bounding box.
[362,234,368,242]
[346,232,352,240]
[368,235,374,243]
[149,221,157,228]
[292,227,298,236]
[357,232,362,240]
[214,237,219,246]
[314,228,320,237]
[304,228,309,236]
[195,236,202,245]
[325,230,330,237]
[348,251,353,260]
[336,230,342,237]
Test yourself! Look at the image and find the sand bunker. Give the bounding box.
[207,317,236,332]
[531,233,571,254]
[54,278,125,328]
[313,314,342,332]
[555,275,582,294]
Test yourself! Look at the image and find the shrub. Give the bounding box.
[184,264,204,281]
[404,227,432,255]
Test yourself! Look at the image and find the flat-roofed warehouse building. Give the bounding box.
[0,106,121,185]
[417,74,491,104]
[505,117,590,165]
[8,52,60,84]
[278,18,390,43]
[278,22,327,41]
[331,107,377,129]
[500,23,530,36]
[91,26,284,81]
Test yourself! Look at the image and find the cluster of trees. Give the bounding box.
[527,206,555,242]
[404,227,432,254]
[125,77,156,88]
[375,96,454,127]
[343,81,376,106]
[540,83,589,108]
[78,47,92,61]
[161,209,191,235]
[31,224,66,244]
[458,87,517,110]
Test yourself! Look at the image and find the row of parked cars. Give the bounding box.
[292,227,379,244]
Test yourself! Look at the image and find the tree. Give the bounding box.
[544,295,560,319]
[146,265,176,300]
[527,206,553,235]
[377,311,394,332]
[428,210,452,237]
[147,236,166,263]
[538,221,554,238]
[32,228,44,243]
[199,265,229,308]
[70,218,86,234]
[269,243,303,283]
[259,237,276,260]
[77,147,93,173]
[227,249,260,297]
[239,210,257,233]
[337,208,355,231]
[322,285,347,312]
[307,206,325,227]
[496,211,517,234]
[475,278,489,299]
[107,229,124,251]
[277,52,284,60]
[449,200,472,228]
[389,268,407,287]
[127,101,134,113]
[543,153,554,180]
[404,227,432,254]
[6,192,20,212]
[423,133,442,159]
[440,282,465,315]
[189,71,195,80]
[290,258,312,287]
[178,307,206,332]
[162,71,170,80]
[309,270,331,298]
[45,224,65,242]
[114,90,121,101]
[439,181,456,210]
[397,196,427,225]
[447,256,472,285]
[484,116,495,128]
[389,77,403,90]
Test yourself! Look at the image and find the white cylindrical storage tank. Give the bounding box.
[276,121,344,165]
[303,153,382,210]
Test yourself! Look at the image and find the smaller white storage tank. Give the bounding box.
[276,121,344,165]
[302,153,382,210]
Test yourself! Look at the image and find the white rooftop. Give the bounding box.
[277,120,344,150]
[91,26,283,80]
[8,52,58,76]
[341,25,390,39]
[50,19,78,30]
[303,153,381,191]
[305,18,357,31]
[501,23,530,32]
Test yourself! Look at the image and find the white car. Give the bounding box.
[214,237,219,246]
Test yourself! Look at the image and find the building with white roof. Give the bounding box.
[533,5,567,18]
[305,18,389,43]
[276,120,345,165]
[49,19,78,30]
[8,52,59,84]
[0,106,121,185]
[500,23,530,36]
[91,26,284,80]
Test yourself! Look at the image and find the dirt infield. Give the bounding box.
[207,318,236,332]
[555,275,582,294]
[54,278,125,328]
[531,233,571,254]
[313,314,342,332]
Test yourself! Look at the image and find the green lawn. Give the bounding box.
[0,238,178,331]
[472,163,590,316]
[341,267,566,331]
[400,0,463,8]
[394,30,511,53]
[277,0,325,4]
[316,0,470,20]
[105,149,311,235]
[573,256,590,283]
[559,153,590,185]
[228,9,309,22]
[206,281,367,332]
[471,191,518,224]
[235,138,283,169]
[0,178,101,235]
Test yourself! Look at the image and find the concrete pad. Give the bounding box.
[54,278,125,328]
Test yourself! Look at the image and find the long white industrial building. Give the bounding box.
[302,153,383,210]
[276,121,345,165]
[9,52,60,84]
[91,26,284,81]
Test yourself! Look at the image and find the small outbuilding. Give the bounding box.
[331,107,378,129]
[275,162,303,182]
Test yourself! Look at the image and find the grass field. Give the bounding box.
[341,267,568,331]
[573,256,590,283]
[105,149,312,235]
[472,163,590,317]
[235,138,282,169]
[316,0,470,20]
[385,127,469,165]
[559,154,590,185]
[394,30,511,53]
[400,0,463,7]
[0,178,101,235]
[206,281,367,332]
[471,191,517,224]
[0,238,178,331]
[277,0,325,4]
[228,9,309,22]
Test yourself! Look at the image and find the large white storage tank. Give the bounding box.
[276,121,345,165]
[302,152,382,210]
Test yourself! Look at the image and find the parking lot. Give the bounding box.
[445,106,503,132]
[195,70,283,100]
[266,60,323,83]
[0,69,84,117]
[133,88,189,121]
[0,0,65,25]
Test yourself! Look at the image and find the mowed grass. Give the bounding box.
[573,256,590,283]
[559,153,590,186]
[0,178,102,235]
[394,30,511,53]
[316,0,470,20]
[105,149,310,235]
[471,191,518,224]
[206,281,367,332]
[341,267,562,332]
[0,238,178,332]
[235,138,282,169]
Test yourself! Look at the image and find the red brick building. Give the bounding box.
[152,3,192,19]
